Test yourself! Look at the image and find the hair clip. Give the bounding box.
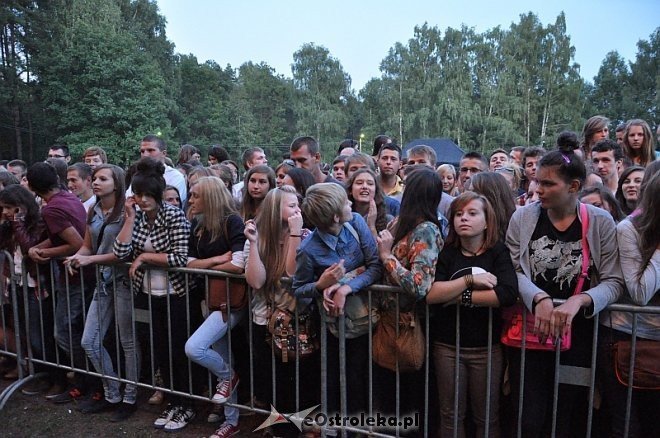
[561,154,571,164]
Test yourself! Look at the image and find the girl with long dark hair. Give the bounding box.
[240,165,275,221]
[66,165,140,420]
[599,169,660,437]
[375,167,444,429]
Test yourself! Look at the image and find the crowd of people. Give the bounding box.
[0,115,658,437]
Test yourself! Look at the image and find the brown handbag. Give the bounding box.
[207,276,248,317]
[613,339,660,390]
[266,307,319,363]
[372,309,425,373]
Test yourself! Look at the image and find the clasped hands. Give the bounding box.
[317,259,351,317]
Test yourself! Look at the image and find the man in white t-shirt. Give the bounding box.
[67,163,96,212]
[127,135,187,205]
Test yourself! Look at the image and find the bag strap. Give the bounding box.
[343,221,360,244]
[573,202,590,296]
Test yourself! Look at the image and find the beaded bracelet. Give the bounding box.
[461,289,473,307]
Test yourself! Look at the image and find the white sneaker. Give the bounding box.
[153,404,180,429]
[163,406,196,431]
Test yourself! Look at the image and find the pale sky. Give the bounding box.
[156,0,658,92]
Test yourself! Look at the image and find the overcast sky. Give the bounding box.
[156,0,659,91]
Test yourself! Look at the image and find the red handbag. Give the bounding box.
[501,203,590,351]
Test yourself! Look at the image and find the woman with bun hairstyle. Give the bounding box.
[622,119,656,167]
[66,165,140,420]
[114,157,195,432]
[506,140,623,437]
[240,165,275,221]
[598,168,660,438]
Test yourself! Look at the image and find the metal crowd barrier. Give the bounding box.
[0,253,657,438]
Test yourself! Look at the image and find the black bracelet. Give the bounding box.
[461,289,473,307]
[289,234,302,238]
[532,295,552,314]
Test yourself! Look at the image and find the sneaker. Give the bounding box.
[44,383,66,400]
[78,392,117,414]
[163,406,196,432]
[148,389,164,405]
[21,378,52,396]
[210,421,240,438]
[51,386,85,404]
[110,402,137,422]
[212,374,239,404]
[154,404,181,429]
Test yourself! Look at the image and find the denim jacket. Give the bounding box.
[292,213,383,298]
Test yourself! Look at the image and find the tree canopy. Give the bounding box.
[0,1,657,164]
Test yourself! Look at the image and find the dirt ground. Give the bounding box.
[0,376,265,437]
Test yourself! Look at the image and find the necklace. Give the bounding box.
[460,243,484,257]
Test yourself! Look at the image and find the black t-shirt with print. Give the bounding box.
[528,208,594,366]
[530,209,591,300]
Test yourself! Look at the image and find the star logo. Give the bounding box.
[253,404,320,432]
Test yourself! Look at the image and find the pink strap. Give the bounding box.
[573,203,590,296]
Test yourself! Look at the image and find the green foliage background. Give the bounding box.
[0,1,657,166]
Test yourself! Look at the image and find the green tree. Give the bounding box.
[291,43,352,156]
[27,0,172,165]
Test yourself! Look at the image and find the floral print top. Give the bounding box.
[382,221,443,308]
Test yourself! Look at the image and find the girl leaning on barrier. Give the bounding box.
[505,144,624,438]
[183,176,246,438]
[113,157,195,432]
[244,185,318,438]
[598,163,660,438]
[293,183,383,421]
[374,167,444,422]
[0,185,57,388]
[427,192,518,438]
[64,164,140,421]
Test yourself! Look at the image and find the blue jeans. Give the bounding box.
[81,280,140,404]
[185,309,243,425]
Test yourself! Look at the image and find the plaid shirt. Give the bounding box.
[113,203,190,296]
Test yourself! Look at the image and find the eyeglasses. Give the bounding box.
[48,154,66,159]
[459,167,482,174]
